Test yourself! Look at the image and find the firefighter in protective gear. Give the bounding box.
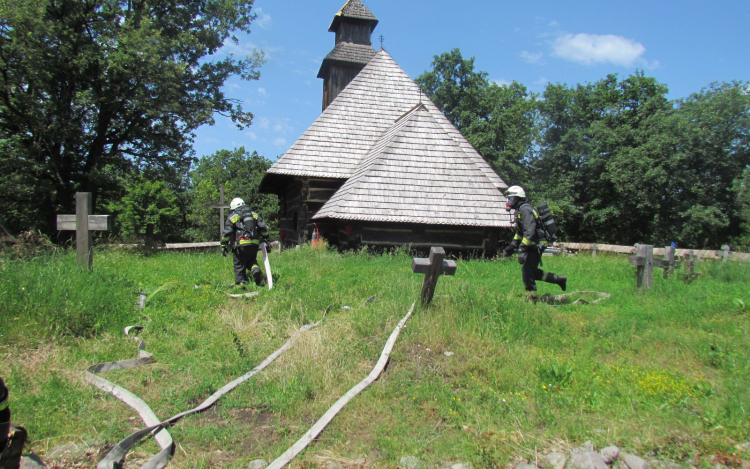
[502,186,567,297]
[220,198,269,286]
[0,376,9,452]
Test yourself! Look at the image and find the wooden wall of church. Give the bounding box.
[335,21,373,45]
[323,63,365,111]
[329,220,503,257]
[277,176,345,245]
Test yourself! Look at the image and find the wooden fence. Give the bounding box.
[120,239,750,263]
[558,242,750,263]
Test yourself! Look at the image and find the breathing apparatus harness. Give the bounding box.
[221,205,262,256]
[236,206,259,240]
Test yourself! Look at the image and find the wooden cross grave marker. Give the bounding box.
[411,247,457,306]
[56,192,111,270]
[682,250,702,283]
[628,244,655,289]
[203,185,230,239]
[658,245,680,279]
[628,244,682,289]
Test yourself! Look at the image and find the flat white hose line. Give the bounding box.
[266,301,416,469]
[90,312,328,469]
[541,291,611,306]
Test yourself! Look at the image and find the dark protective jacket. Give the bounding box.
[510,202,547,249]
[0,376,10,448]
[220,205,268,247]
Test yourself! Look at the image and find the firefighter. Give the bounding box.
[0,376,9,452]
[502,186,567,299]
[220,198,269,286]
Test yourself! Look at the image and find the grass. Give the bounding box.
[0,244,749,468]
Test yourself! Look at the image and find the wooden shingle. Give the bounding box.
[313,104,511,227]
[268,50,507,191]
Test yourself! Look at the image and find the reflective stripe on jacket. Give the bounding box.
[513,203,545,247]
[220,205,268,247]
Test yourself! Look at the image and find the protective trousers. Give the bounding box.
[521,247,564,292]
[233,244,261,285]
[0,378,9,453]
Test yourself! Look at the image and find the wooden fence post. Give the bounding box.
[592,244,598,257]
[721,245,730,262]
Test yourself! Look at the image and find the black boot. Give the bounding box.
[543,272,567,291]
[251,266,262,286]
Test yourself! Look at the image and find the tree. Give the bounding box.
[531,75,621,241]
[533,76,750,248]
[105,172,184,242]
[188,147,277,242]
[0,0,264,236]
[667,82,750,247]
[416,49,537,184]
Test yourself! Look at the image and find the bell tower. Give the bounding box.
[317,0,378,111]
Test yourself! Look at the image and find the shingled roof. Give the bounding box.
[328,0,378,31]
[267,49,507,191]
[313,104,510,226]
[320,42,377,68]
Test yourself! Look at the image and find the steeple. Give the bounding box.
[318,0,378,111]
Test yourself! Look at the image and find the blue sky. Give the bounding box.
[192,0,750,162]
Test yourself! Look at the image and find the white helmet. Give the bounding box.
[506,185,526,198]
[229,198,245,210]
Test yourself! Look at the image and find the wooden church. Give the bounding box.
[258,0,512,255]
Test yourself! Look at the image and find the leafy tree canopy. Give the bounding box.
[533,77,750,247]
[188,147,278,242]
[415,48,537,184]
[0,0,264,235]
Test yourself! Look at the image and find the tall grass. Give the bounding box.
[0,245,748,468]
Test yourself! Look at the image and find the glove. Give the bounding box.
[503,244,515,257]
[221,245,228,257]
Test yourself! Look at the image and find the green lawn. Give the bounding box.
[1,244,748,468]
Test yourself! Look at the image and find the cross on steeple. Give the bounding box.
[379,34,384,49]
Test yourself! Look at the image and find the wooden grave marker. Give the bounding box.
[721,245,731,262]
[628,244,683,288]
[683,250,702,283]
[203,185,230,239]
[657,245,680,279]
[56,192,111,269]
[411,247,457,306]
[629,244,654,289]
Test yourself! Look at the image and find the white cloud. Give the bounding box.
[273,119,293,133]
[205,137,221,144]
[535,77,549,86]
[258,87,267,96]
[491,79,512,87]
[520,50,543,64]
[245,131,257,140]
[273,138,287,146]
[553,33,646,67]
[255,8,272,29]
[257,117,270,129]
